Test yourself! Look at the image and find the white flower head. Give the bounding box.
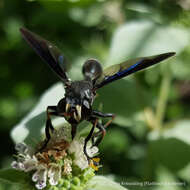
[68,137,99,170]
[12,127,99,189]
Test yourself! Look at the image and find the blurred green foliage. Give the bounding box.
[1,0,190,189]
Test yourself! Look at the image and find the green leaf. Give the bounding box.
[11,83,66,146]
[38,0,97,12]
[107,20,189,65]
[170,46,190,80]
[100,128,129,155]
[149,120,190,145]
[154,166,184,190]
[85,176,128,190]
[177,162,190,182]
[0,169,35,190]
[106,20,189,86]
[148,120,190,172]
[0,179,22,190]
[69,5,103,26]
[94,78,151,126]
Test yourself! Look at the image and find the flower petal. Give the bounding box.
[63,158,72,175]
[86,146,99,157]
[15,143,28,155]
[23,156,38,172]
[35,180,47,190]
[48,164,61,186]
[11,161,25,170]
[32,165,47,184]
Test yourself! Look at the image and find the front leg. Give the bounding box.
[71,123,77,140]
[40,106,58,151]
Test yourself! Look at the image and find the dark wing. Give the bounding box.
[94,52,176,90]
[20,27,70,83]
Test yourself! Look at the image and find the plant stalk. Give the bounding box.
[155,65,172,130]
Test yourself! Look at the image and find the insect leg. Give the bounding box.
[84,118,98,160]
[40,106,57,151]
[71,124,77,140]
[47,106,58,131]
[92,110,115,137]
[91,122,106,147]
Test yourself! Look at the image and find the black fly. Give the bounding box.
[20,28,175,162]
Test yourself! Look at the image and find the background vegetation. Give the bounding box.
[1,0,190,189]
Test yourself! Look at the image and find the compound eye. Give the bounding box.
[82,59,103,80]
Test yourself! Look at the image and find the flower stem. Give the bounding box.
[155,64,172,130]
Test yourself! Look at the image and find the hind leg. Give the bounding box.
[83,118,98,160]
[91,122,106,147]
[91,110,115,146]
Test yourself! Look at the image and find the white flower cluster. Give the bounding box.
[69,138,99,170]
[12,143,66,189]
[11,128,99,189]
